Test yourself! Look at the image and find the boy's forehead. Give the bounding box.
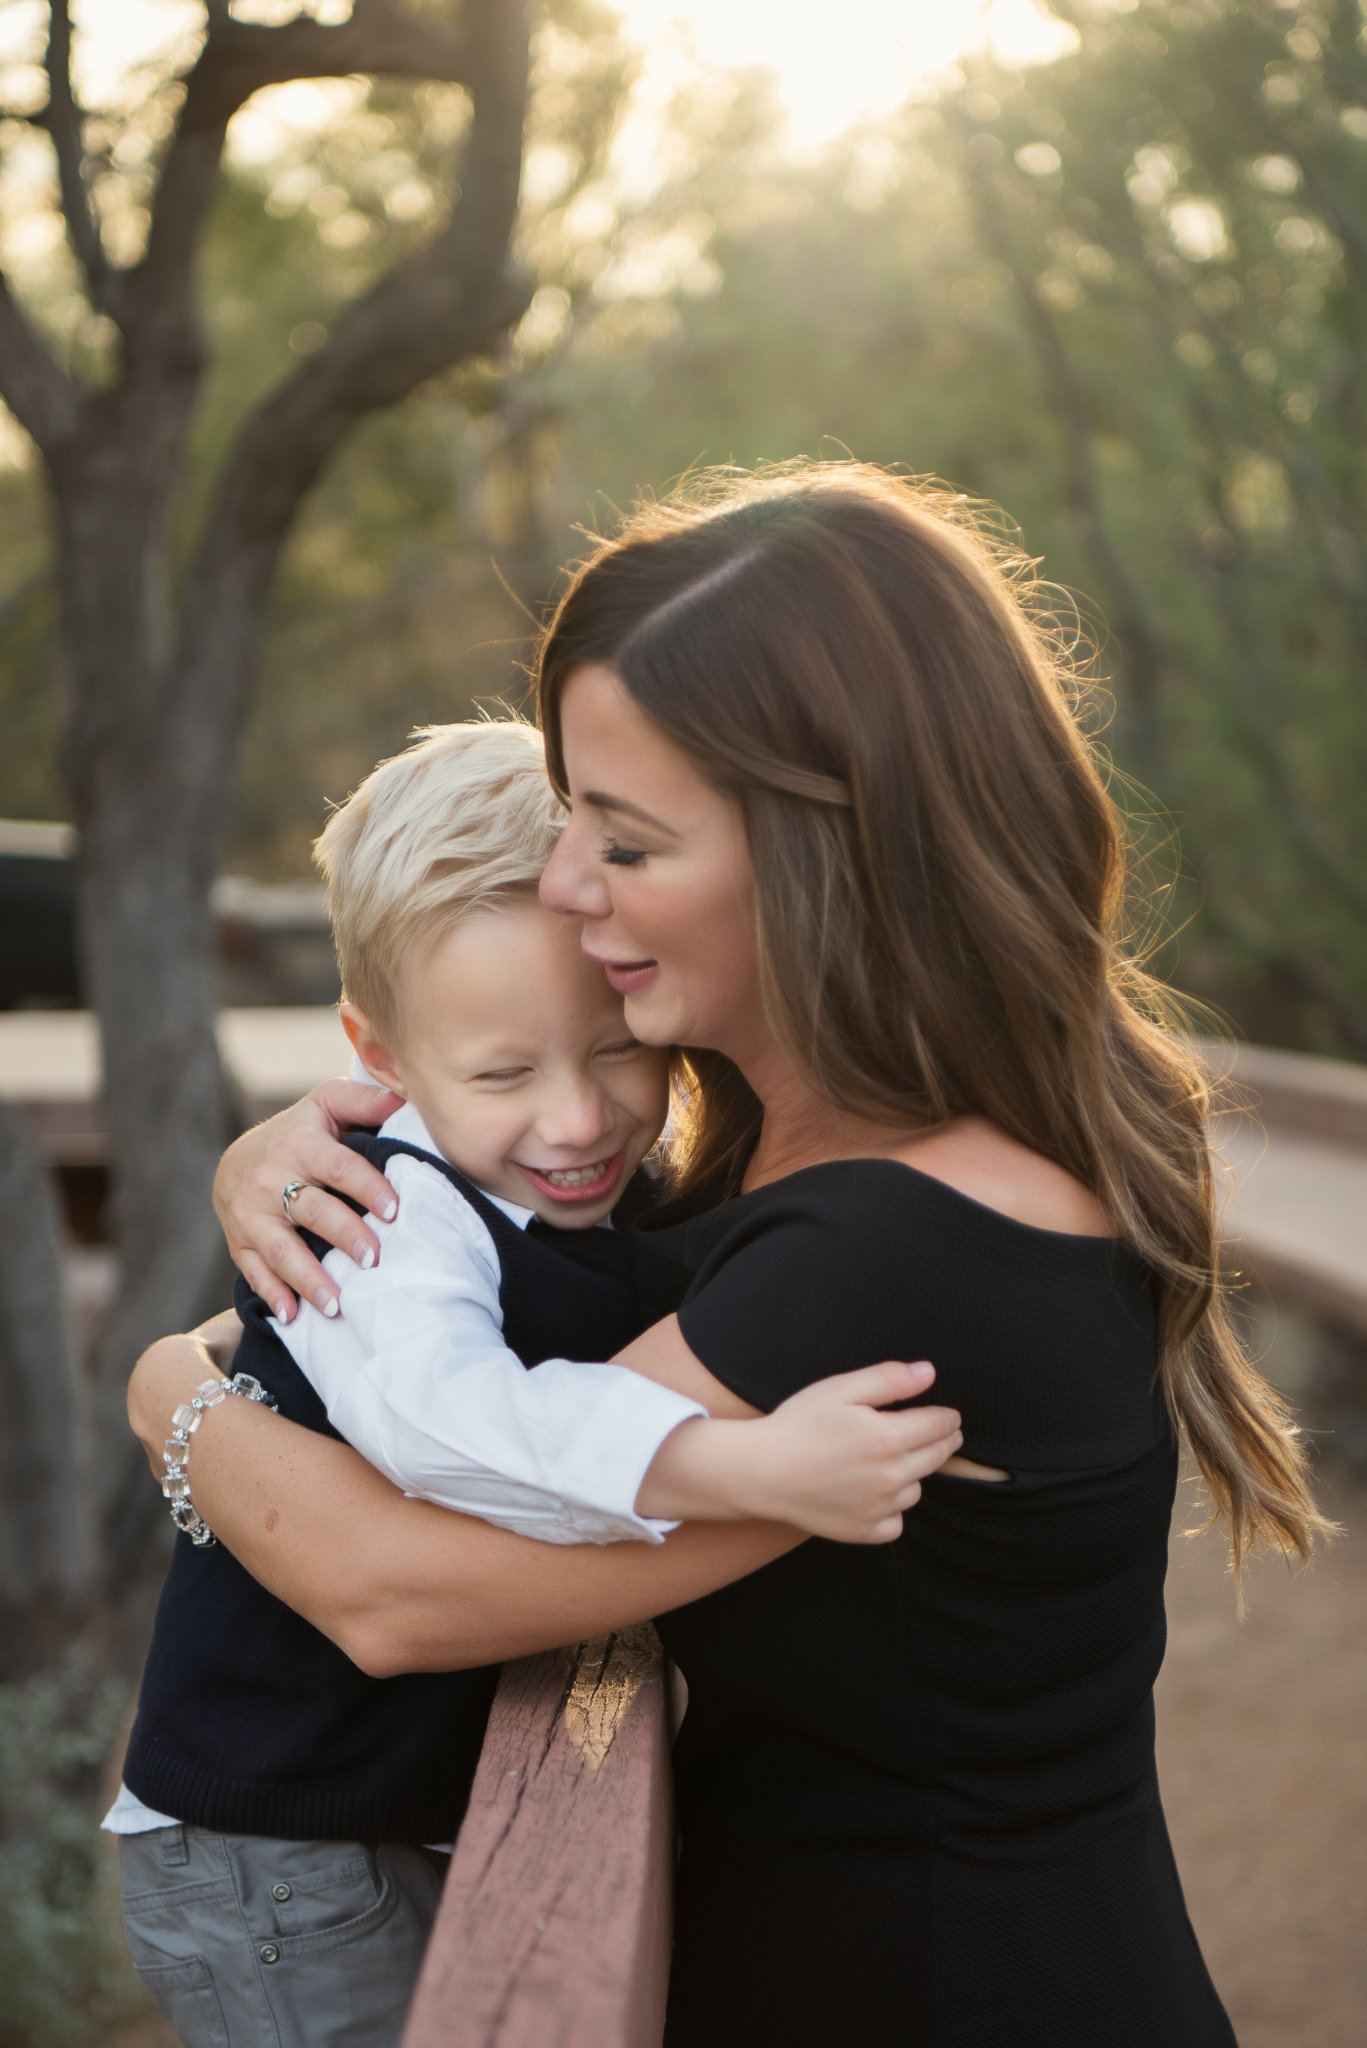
[407,900,626,1047]
[424,896,600,981]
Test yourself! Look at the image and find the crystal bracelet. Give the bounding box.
[161,1373,278,1547]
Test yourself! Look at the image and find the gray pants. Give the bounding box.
[118,1824,446,2047]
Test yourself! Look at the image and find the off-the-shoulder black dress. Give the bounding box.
[631,1159,1236,2048]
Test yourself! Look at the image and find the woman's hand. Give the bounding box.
[635,1361,962,1543]
[213,1079,403,1321]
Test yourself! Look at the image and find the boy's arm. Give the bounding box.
[285,1151,708,1545]
[615,1318,962,1544]
[286,1154,962,1550]
[129,1315,962,1674]
[129,1329,802,1671]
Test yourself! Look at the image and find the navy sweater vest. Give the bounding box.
[122,1135,645,1844]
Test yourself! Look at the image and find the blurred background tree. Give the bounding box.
[0,0,538,1596]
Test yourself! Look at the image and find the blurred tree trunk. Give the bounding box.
[0,1102,93,1647]
[0,1,533,1582]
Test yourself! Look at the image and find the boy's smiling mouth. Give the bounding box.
[513,1150,627,1205]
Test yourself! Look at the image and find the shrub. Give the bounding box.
[0,1650,139,2047]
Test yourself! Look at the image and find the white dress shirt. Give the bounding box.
[273,1098,703,1544]
[105,1097,703,1840]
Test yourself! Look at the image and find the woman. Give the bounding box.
[137,464,1324,2045]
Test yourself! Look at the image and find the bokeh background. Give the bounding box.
[0,3,1363,2043]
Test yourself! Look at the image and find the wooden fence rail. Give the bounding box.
[401,1625,674,2048]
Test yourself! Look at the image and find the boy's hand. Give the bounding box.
[636,1361,962,1543]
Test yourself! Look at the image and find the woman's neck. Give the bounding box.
[739,1042,926,1194]
[736,1039,1115,1239]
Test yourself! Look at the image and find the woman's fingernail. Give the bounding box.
[382,1200,398,1222]
[274,1300,292,1324]
[908,1361,934,1381]
[355,1242,376,1270]
[316,1289,340,1318]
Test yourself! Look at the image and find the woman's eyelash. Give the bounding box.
[602,838,647,867]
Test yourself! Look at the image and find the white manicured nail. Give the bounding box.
[354,1243,376,1271]
[316,1289,340,1318]
[382,1200,398,1222]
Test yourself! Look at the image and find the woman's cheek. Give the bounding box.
[609,872,656,949]
[646,874,694,955]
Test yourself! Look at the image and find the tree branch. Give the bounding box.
[43,0,112,311]
[178,0,476,134]
[125,0,481,368]
[0,270,79,452]
[159,0,530,784]
[205,0,526,500]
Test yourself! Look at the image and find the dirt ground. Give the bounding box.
[105,1473,1365,2048]
[1156,1464,1367,2048]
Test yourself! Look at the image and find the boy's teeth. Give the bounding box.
[543,1162,608,1187]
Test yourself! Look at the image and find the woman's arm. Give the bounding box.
[130,1332,802,1674]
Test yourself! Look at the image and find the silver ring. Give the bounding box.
[281,1180,307,1222]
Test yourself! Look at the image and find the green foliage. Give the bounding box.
[926,0,1367,1051]
[0,1652,137,2047]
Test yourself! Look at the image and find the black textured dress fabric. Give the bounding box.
[632,1158,1236,2048]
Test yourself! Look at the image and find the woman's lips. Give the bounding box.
[514,1148,627,1206]
[598,959,659,997]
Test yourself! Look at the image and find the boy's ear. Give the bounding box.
[339,1002,407,1098]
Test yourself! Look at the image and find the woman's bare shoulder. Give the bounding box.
[880,1116,1116,1239]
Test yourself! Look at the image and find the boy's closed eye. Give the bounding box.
[471,1041,644,1085]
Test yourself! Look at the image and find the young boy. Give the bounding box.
[107,721,944,2048]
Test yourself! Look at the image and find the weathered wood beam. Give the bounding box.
[402,1625,673,2048]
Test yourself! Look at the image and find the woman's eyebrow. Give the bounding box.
[581,790,679,836]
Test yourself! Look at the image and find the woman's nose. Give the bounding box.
[540,817,609,919]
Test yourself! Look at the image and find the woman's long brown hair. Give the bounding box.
[536,461,1331,1579]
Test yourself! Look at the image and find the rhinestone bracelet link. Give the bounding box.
[161,1373,278,1547]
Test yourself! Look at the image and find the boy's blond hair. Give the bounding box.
[314,719,563,1043]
